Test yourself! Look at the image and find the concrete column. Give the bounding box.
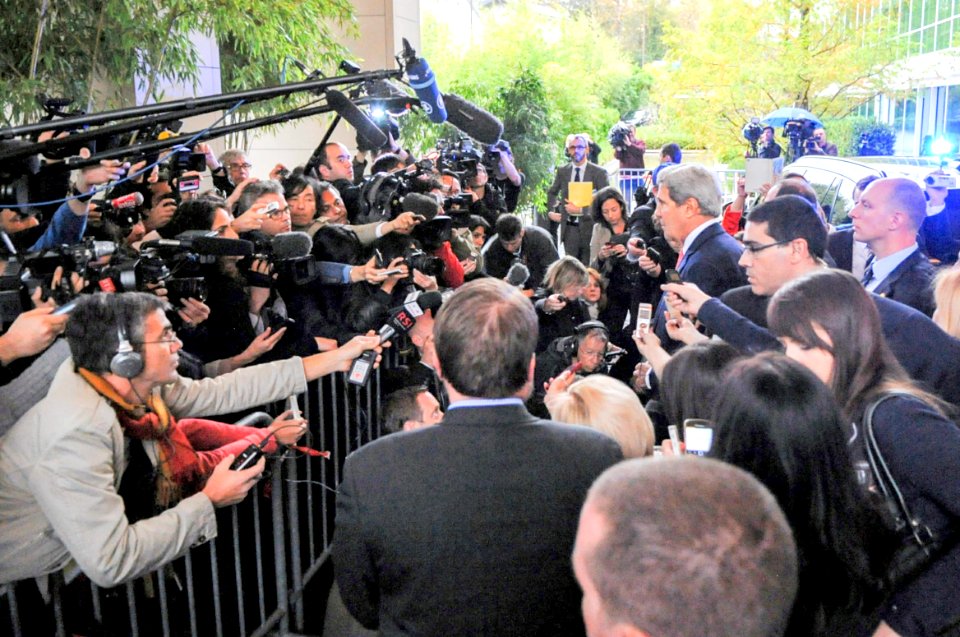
[245,0,421,175]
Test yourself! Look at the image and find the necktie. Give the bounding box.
[861,255,875,287]
[675,250,685,271]
[573,167,581,182]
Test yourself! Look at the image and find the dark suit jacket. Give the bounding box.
[872,248,936,317]
[545,162,609,263]
[697,288,960,408]
[481,225,559,290]
[652,222,746,352]
[827,228,855,273]
[333,403,622,637]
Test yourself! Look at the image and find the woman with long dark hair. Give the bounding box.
[588,186,642,338]
[710,353,895,636]
[768,269,960,637]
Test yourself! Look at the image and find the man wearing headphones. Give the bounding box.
[0,292,381,588]
[529,321,618,418]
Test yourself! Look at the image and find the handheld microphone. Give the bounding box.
[442,93,503,146]
[505,261,530,287]
[402,38,447,124]
[347,291,443,386]
[326,89,388,150]
[90,191,144,212]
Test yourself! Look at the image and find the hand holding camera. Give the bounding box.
[543,293,568,313]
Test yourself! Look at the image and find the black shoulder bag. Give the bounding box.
[863,392,943,589]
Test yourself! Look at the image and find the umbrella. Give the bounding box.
[761,107,823,129]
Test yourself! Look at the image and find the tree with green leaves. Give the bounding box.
[0,0,355,127]
[651,0,899,160]
[407,0,651,211]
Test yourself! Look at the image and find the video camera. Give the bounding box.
[356,158,435,221]
[435,137,483,176]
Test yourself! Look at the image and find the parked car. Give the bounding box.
[784,155,960,225]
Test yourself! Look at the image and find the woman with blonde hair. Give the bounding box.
[534,256,590,351]
[932,265,960,338]
[544,372,654,458]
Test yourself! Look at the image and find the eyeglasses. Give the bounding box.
[743,239,793,254]
[266,206,292,218]
[567,144,586,150]
[134,327,180,346]
[228,162,253,170]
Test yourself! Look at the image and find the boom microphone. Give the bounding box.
[442,93,504,146]
[401,38,447,124]
[141,232,254,256]
[326,89,388,150]
[271,231,313,260]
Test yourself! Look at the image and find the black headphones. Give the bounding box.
[574,320,609,339]
[557,321,611,359]
[110,321,144,379]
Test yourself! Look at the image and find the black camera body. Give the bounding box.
[403,247,444,278]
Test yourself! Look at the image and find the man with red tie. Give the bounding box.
[648,164,747,352]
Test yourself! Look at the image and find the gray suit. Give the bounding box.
[545,162,610,264]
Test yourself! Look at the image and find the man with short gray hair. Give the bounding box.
[650,164,746,351]
[573,457,798,637]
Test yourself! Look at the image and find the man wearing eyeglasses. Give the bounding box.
[659,194,960,408]
[0,291,382,587]
[544,133,610,263]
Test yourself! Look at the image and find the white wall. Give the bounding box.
[142,3,420,181]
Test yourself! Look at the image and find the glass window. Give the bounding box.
[923,25,936,51]
[938,0,953,22]
[946,86,960,143]
[795,167,840,216]
[924,0,938,25]
[937,21,951,48]
[833,180,858,225]
[912,0,923,29]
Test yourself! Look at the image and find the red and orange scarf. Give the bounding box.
[78,368,202,507]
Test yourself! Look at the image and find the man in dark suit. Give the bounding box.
[333,278,623,636]
[662,195,960,408]
[545,133,610,263]
[650,164,746,352]
[852,177,936,316]
[481,213,559,291]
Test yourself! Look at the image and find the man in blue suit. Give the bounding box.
[650,164,746,352]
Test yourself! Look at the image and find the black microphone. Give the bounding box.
[326,89,388,150]
[141,232,254,256]
[271,231,313,260]
[347,291,443,386]
[402,38,447,124]
[505,261,530,288]
[442,93,504,146]
[90,191,144,212]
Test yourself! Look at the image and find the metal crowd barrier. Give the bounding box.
[0,348,401,637]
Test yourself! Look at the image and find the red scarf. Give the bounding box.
[78,368,202,507]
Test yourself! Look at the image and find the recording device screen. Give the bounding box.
[178,175,201,193]
[683,419,714,456]
[635,302,653,335]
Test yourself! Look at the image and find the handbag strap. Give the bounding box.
[862,391,933,549]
